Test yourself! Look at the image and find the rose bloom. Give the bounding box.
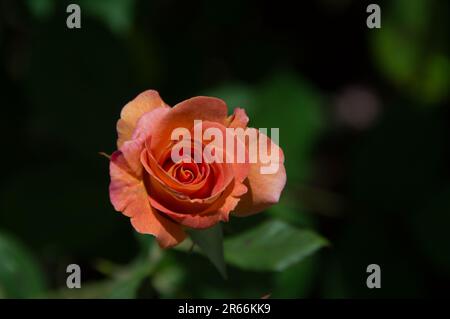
[109,90,286,248]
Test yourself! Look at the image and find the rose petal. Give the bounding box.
[150,96,228,158]
[144,160,228,214]
[233,128,286,216]
[192,120,250,185]
[109,150,186,248]
[131,106,171,142]
[141,120,250,224]
[226,108,249,128]
[141,139,213,196]
[149,179,246,229]
[117,90,169,148]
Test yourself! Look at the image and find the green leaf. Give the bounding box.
[224,220,328,272]
[0,233,46,298]
[188,224,227,279]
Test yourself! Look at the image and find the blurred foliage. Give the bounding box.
[27,0,136,35]
[46,249,158,299]
[0,0,449,299]
[25,0,55,20]
[208,73,325,182]
[412,188,450,273]
[0,233,46,298]
[371,0,449,104]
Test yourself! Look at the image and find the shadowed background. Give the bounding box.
[0,0,449,298]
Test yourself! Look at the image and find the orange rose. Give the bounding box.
[109,90,286,248]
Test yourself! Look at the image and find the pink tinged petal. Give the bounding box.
[141,141,214,196]
[113,107,172,201]
[118,139,145,177]
[192,120,250,185]
[150,197,223,229]
[233,128,287,216]
[149,179,246,229]
[212,180,248,222]
[226,108,249,128]
[131,106,171,141]
[150,96,228,158]
[117,105,170,178]
[109,150,186,248]
[116,90,169,148]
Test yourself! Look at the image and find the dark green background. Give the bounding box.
[0,0,449,298]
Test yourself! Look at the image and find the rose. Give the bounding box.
[109,90,286,248]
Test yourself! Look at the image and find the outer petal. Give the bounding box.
[117,90,169,148]
[109,150,186,248]
[131,106,171,142]
[226,108,249,128]
[233,128,286,216]
[150,96,228,158]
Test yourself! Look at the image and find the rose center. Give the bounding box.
[176,165,194,183]
[166,161,200,184]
